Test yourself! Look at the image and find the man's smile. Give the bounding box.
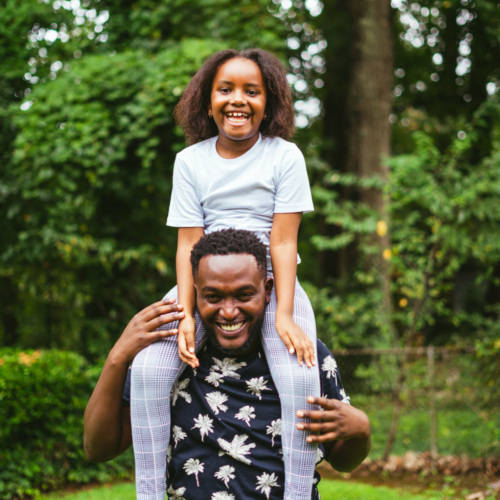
[217,321,245,333]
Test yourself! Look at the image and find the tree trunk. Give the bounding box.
[319,0,393,292]
[345,0,393,304]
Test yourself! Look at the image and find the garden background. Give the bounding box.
[0,0,499,498]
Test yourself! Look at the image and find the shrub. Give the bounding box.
[0,349,133,499]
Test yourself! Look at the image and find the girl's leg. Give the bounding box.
[261,277,321,500]
[131,286,205,500]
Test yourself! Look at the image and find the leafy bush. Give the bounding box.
[0,349,133,499]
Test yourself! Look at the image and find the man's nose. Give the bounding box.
[220,298,239,319]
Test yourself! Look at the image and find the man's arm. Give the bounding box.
[296,396,371,472]
[83,299,184,462]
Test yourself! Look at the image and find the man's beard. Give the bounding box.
[202,315,265,357]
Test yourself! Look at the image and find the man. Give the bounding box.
[84,229,371,499]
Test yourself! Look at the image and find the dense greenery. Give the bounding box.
[0,349,133,499]
[1,0,499,496]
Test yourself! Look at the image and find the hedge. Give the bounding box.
[0,349,134,499]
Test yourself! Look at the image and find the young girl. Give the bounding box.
[131,49,320,500]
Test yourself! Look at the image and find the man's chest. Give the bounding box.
[168,347,285,499]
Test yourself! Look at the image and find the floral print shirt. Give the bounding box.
[124,340,349,500]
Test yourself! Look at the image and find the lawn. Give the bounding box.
[39,479,447,499]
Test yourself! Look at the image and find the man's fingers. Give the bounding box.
[154,327,179,339]
[306,431,338,443]
[141,304,184,331]
[306,396,337,410]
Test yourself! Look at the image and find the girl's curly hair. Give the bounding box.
[174,49,295,144]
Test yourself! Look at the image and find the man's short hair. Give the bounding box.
[190,229,267,279]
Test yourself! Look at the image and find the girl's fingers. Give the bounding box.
[178,334,199,368]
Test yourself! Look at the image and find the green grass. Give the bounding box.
[354,395,500,459]
[38,479,446,499]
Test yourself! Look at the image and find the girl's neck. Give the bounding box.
[215,134,260,159]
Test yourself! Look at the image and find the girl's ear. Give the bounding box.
[208,106,213,118]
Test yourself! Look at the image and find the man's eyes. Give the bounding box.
[204,294,220,302]
[203,292,254,302]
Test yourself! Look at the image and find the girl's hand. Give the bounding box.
[275,314,316,367]
[177,315,199,369]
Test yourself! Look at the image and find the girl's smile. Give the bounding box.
[209,57,267,159]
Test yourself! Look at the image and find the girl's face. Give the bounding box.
[208,57,267,158]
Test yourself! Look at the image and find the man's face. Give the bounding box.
[194,253,272,355]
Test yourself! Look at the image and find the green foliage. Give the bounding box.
[0,349,133,499]
[1,39,224,357]
[308,97,500,353]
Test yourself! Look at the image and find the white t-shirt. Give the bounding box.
[167,134,313,269]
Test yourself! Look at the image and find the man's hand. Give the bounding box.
[110,298,185,367]
[84,298,185,463]
[177,315,199,369]
[275,314,316,367]
[296,396,371,472]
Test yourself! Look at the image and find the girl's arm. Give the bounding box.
[270,212,315,367]
[176,226,205,368]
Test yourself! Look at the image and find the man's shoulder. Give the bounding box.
[316,339,333,363]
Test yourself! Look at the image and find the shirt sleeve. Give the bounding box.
[166,153,205,227]
[317,340,350,404]
[273,144,314,214]
[122,367,131,406]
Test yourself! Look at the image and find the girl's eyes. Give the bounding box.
[217,88,259,97]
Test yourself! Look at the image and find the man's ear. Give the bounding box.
[264,277,273,304]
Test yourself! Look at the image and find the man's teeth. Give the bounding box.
[220,322,243,332]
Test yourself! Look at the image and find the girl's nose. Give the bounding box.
[231,90,246,105]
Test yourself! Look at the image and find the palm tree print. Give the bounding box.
[183,458,204,487]
[205,370,225,387]
[266,419,281,446]
[339,387,350,404]
[214,464,235,488]
[192,413,214,442]
[172,425,187,448]
[245,376,271,399]
[167,485,187,500]
[255,472,280,499]
[171,378,192,406]
[234,405,256,426]
[321,355,338,383]
[315,446,324,465]
[210,357,247,379]
[217,434,256,465]
[211,492,236,500]
[206,391,229,415]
